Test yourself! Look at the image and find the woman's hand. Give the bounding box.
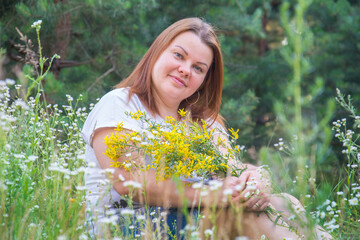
[225,169,272,212]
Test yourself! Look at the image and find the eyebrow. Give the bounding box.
[174,45,209,69]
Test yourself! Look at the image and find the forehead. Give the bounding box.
[167,31,213,64]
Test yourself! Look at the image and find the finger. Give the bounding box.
[225,176,241,187]
[237,172,250,185]
[252,198,270,212]
[245,195,260,207]
[232,190,250,203]
[248,200,260,210]
[258,200,270,211]
[240,171,251,182]
[246,192,270,208]
[251,202,261,211]
[249,198,269,212]
[237,188,254,203]
[230,174,249,193]
[233,182,260,203]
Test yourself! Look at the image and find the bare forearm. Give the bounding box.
[111,168,207,208]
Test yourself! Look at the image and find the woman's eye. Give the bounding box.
[174,52,183,59]
[194,65,203,73]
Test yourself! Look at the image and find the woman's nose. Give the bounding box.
[178,64,190,78]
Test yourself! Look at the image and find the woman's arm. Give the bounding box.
[212,131,272,210]
[92,127,226,208]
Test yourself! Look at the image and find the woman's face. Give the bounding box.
[151,31,213,108]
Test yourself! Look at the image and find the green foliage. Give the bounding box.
[0,22,87,239]
[1,3,360,236]
[221,90,259,147]
[0,0,358,167]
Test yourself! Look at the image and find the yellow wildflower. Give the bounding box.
[228,128,239,140]
[103,111,243,181]
[178,108,187,117]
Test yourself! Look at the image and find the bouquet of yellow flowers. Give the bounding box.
[104,110,244,181]
[103,110,298,235]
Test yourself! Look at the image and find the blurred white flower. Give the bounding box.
[349,197,359,206]
[28,155,38,162]
[100,168,115,175]
[79,233,88,240]
[200,190,209,196]
[137,215,146,220]
[223,188,233,196]
[123,180,141,189]
[191,231,199,237]
[288,215,296,221]
[118,173,125,181]
[208,180,223,191]
[204,229,213,236]
[235,236,249,240]
[4,144,11,151]
[31,20,42,28]
[28,223,37,227]
[88,162,96,168]
[13,99,29,110]
[281,38,288,46]
[5,78,16,85]
[235,183,245,191]
[99,215,118,224]
[57,235,67,240]
[192,182,203,189]
[324,218,339,232]
[120,209,135,215]
[76,186,87,191]
[66,94,73,102]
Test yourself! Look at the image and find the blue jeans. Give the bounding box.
[120,207,199,239]
[166,207,199,239]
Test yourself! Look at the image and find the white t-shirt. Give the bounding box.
[81,87,225,228]
[81,88,164,219]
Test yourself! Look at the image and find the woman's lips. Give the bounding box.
[170,75,187,87]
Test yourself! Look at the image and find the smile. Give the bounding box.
[169,75,187,87]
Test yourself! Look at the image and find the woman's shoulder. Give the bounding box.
[81,88,146,145]
[98,88,143,108]
[206,118,227,135]
[101,87,129,102]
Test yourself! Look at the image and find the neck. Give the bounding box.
[152,91,181,121]
[157,105,179,121]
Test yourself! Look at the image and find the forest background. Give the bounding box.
[2,0,359,177]
[1,0,360,239]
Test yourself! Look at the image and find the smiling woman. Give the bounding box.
[116,17,224,126]
[81,17,332,239]
[150,31,213,116]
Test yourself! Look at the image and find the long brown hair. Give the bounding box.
[116,17,224,126]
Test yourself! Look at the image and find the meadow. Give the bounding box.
[1,2,360,240]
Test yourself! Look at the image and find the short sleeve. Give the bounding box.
[208,120,227,136]
[81,88,146,145]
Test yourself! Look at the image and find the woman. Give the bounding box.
[82,17,330,239]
